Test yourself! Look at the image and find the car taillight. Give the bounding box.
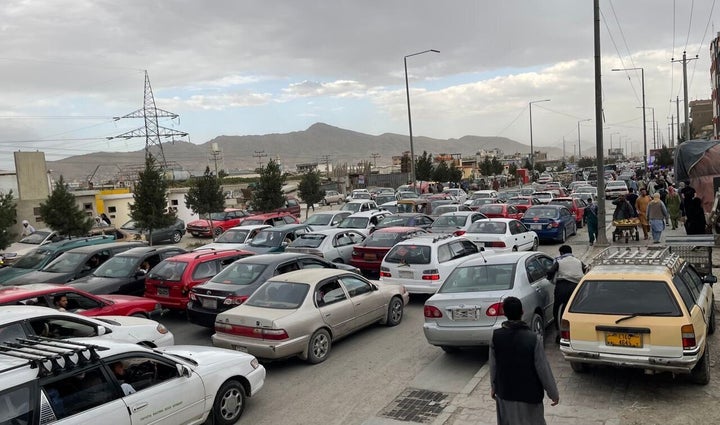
[681,324,697,349]
[223,295,249,306]
[486,241,506,248]
[549,221,560,228]
[424,305,443,318]
[486,302,504,316]
[453,230,466,236]
[214,323,289,340]
[189,292,197,301]
[380,266,391,278]
[422,269,440,280]
[560,319,570,340]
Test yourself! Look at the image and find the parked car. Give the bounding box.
[1,242,146,286]
[118,218,186,244]
[0,284,163,318]
[303,210,353,231]
[463,190,498,206]
[466,198,497,211]
[350,227,428,276]
[605,180,629,199]
[374,193,398,206]
[521,205,577,242]
[345,189,372,202]
[0,229,65,265]
[285,229,366,263]
[212,268,409,363]
[144,249,254,310]
[423,251,555,352]
[0,337,263,425]
[532,191,554,204]
[336,210,392,235]
[240,211,299,227]
[69,246,187,296]
[506,196,541,213]
[321,190,345,205]
[442,188,468,204]
[476,203,524,220]
[193,224,271,251]
[463,218,539,252]
[375,213,434,231]
[242,223,314,254]
[186,208,250,238]
[340,200,379,213]
[431,204,472,218]
[429,211,488,236]
[549,197,587,227]
[187,253,360,327]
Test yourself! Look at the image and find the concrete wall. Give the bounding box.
[100,193,134,226]
[167,189,200,223]
[13,152,52,235]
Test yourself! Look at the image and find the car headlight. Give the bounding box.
[251,358,260,369]
[3,252,17,258]
[156,324,169,334]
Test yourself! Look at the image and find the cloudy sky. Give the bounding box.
[0,0,716,170]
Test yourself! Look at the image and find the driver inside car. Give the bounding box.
[111,362,136,395]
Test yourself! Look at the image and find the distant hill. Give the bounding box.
[47,122,565,183]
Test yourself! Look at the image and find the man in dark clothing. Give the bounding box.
[490,297,559,425]
[625,188,639,217]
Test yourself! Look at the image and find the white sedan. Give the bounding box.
[463,218,539,252]
[285,228,366,264]
[0,305,174,347]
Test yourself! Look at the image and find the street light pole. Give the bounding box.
[529,99,550,178]
[404,49,439,191]
[577,119,591,159]
[612,67,647,169]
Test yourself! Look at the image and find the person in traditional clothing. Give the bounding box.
[584,197,598,246]
[646,193,669,243]
[665,186,681,230]
[635,189,651,240]
[490,297,559,425]
[685,195,707,235]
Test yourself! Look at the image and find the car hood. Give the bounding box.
[0,267,34,284]
[195,242,249,251]
[3,270,74,285]
[1,242,39,257]
[157,345,257,367]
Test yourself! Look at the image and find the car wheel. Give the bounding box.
[212,379,246,425]
[213,227,223,237]
[570,362,589,373]
[320,199,327,206]
[171,231,182,244]
[709,307,716,335]
[530,312,544,338]
[130,312,148,318]
[558,228,566,243]
[577,219,583,229]
[531,238,539,251]
[386,296,404,326]
[571,222,577,236]
[332,258,344,264]
[306,329,332,364]
[441,346,460,354]
[690,345,711,385]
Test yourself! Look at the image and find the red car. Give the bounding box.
[350,227,428,276]
[0,284,163,318]
[477,203,524,220]
[239,211,300,227]
[506,196,540,213]
[549,197,586,227]
[186,208,250,238]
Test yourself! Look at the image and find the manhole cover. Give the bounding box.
[379,388,451,423]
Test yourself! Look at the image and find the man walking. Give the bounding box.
[584,197,598,246]
[547,245,587,343]
[490,297,559,425]
[635,189,651,240]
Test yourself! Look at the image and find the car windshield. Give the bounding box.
[201,212,229,221]
[375,195,396,205]
[363,232,407,247]
[42,252,87,273]
[11,248,53,269]
[92,256,139,278]
[341,203,361,213]
[468,221,506,234]
[147,260,187,281]
[549,200,573,209]
[433,206,458,215]
[249,231,284,247]
[523,208,557,219]
[433,215,465,227]
[215,229,250,243]
[338,217,369,229]
[576,187,595,193]
[241,219,266,226]
[507,198,527,205]
[439,264,516,293]
[289,234,325,248]
[534,193,552,199]
[471,192,491,199]
[304,214,333,226]
[479,205,503,214]
[384,245,431,264]
[569,280,681,316]
[209,262,268,285]
[18,231,52,245]
[376,216,411,228]
[245,281,309,309]
[120,220,138,231]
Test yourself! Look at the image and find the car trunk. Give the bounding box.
[427,292,504,328]
[220,305,295,329]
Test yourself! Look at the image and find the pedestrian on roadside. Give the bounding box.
[100,213,112,226]
[666,186,681,230]
[546,245,588,343]
[584,197,598,246]
[646,193,669,243]
[635,189,651,240]
[625,188,639,217]
[685,194,707,235]
[490,297,559,425]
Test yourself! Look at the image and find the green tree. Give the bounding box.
[38,176,93,237]
[656,146,673,167]
[490,157,503,175]
[433,161,450,182]
[129,155,175,245]
[508,163,518,177]
[298,170,324,218]
[0,191,17,250]
[449,162,463,183]
[185,166,226,239]
[480,157,492,176]
[577,157,596,168]
[415,151,434,182]
[250,158,286,212]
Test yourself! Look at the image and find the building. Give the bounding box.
[689,99,713,139]
[7,152,53,235]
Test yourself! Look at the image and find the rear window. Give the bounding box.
[12,248,53,269]
[439,264,516,293]
[216,229,251,243]
[523,208,557,219]
[549,200,572,209]
[433,215,465,227]
[384,245,431,264]
[209,262,267,285]
[569,280,681,316]
[304,214,333,226]
[289,234,325,248]
[376,216,410,228]
[338,217,369,229]
[246,281,309,309]
[148,260,188,281]
[433,206,458,215]
[363,232,406,247]
[468,221,506,234]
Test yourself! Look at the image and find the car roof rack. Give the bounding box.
[0,336,108,377]
[592,246,682,273]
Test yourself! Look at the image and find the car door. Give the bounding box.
[339,274,385,329]
[332,231,360,262]
[315,279,356,337]
[507,220,527,250]
[679,266,714,334]
[58,290,106,315]
[515,220,534,250]
[529,255,555,322]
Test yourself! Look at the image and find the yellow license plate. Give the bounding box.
[605,332,642,348]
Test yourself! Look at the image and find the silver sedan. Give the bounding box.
[422,251,555,353]
[212,268,409,363]
[285,228,366,264]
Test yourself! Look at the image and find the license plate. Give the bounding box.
[452,308,479,321]
[157,287,169,297]
[530,224,542,230]
[398,270,414,279]
[605,332,642,348]
[364,253,376,261]
[201,298,217,309]
[232,345,248,353]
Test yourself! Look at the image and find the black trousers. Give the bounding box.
[553,279,577,330]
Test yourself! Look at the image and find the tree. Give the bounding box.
[656,146,673,168]
[508,163,518,177]
[0,191,17,250]
[448,162,463,183]
[433,161,450,183]
[480,157,493,176]
[415,151,434,182]
[185,166,226,239]
[38,176,93,237]
[250,158,286,212]
[490,157,504,175]
[298,170,324,218]
[129,155,175,245]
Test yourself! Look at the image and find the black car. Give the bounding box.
[69,246,187,296]
[374,213,434,231]
[119,218,186,245]
[187,253,359,327]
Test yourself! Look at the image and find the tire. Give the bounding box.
[332,258,344,264]
[690,345,711,385]
[320,199,327,206]
[531,238,539,251]
[577,218,583,229]
[709,307,716,335]
[558,228,566,243]
[570,362,589,373]
[530,313,544,338]
[571,222,577,236]
[130,312,148,318]
[171,231,182,244]
[211,380,246,425]
[386,297,404,326]
[441,346,460,354]
[213,227,223,237]
[306,329,332,364]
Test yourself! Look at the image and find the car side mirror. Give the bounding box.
[176,364,192,378]
[703,275,717,285]
[135,270,147,277]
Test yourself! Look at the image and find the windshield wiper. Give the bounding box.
[615,311,672,324]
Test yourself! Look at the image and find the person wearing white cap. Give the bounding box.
[20,220,35,237]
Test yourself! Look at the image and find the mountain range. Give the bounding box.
[47,122,569,182]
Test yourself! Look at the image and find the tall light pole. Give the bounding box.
[529,99,550,176]
[404,49,440,190]
[612,67,647,169]
[609,132,620,152]
[577,119,591,159]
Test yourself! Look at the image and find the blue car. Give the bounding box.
[520,205,577,242]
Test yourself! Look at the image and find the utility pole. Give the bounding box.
[321,155,331,177]
[562,137,566,163]
[674,96,682,144]
[370,153,380,167]
[669,116,674,148]
[672,51,698,141]
[253,151,267,170]
[209,143,222,176]
[593,0,608,246]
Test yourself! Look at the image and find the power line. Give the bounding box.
[253,151,268,169]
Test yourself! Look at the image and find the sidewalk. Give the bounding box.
[433,223,720,425]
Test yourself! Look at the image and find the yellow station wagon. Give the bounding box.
[559,246,716,384]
